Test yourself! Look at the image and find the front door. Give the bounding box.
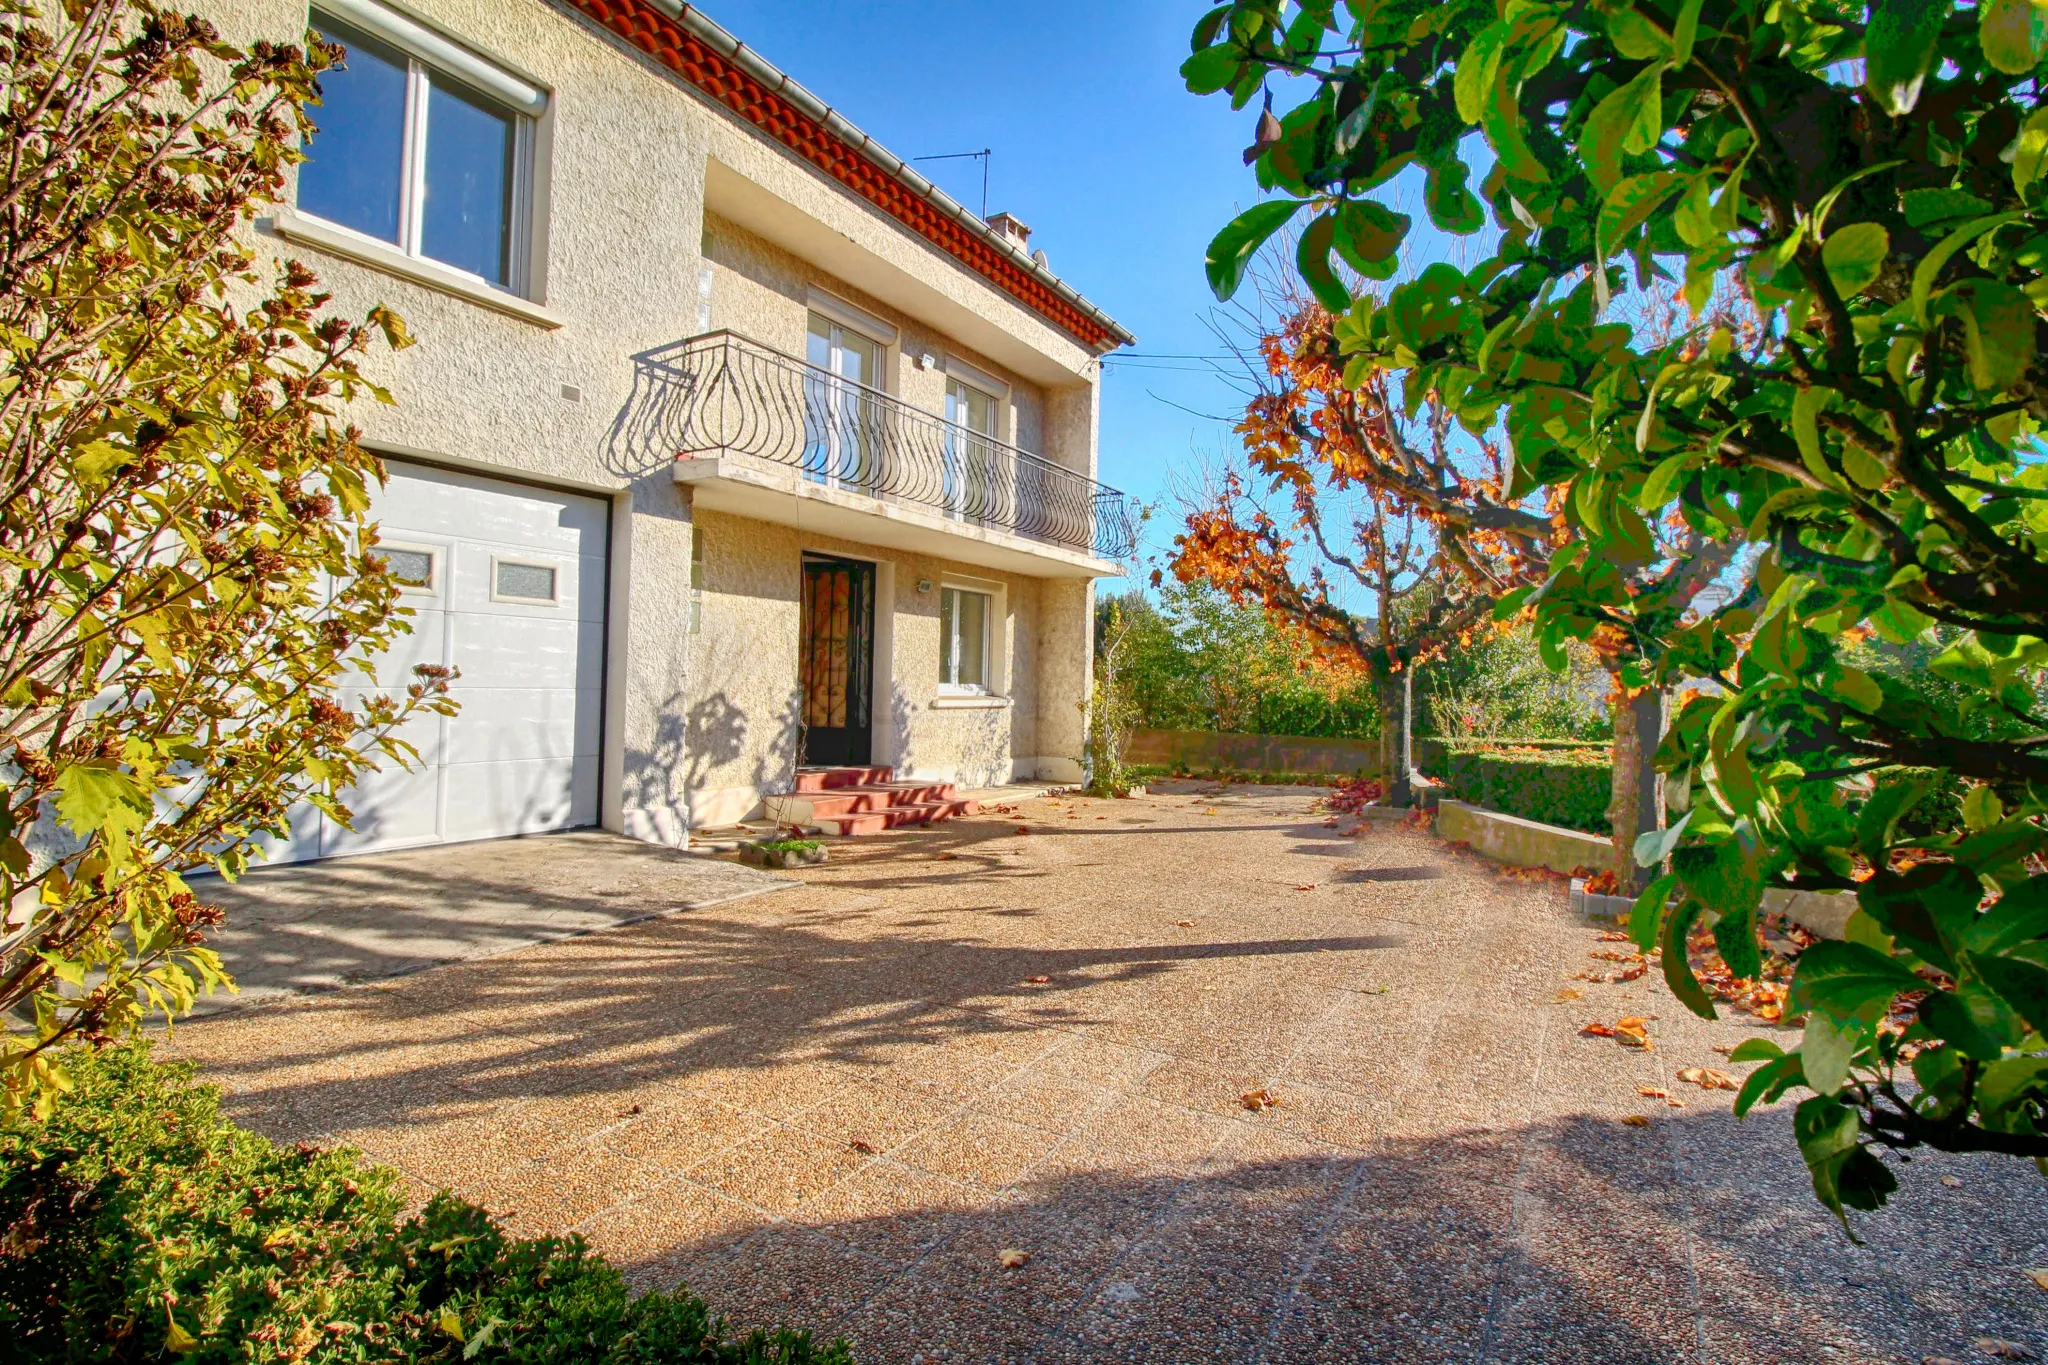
[799,554,875,767]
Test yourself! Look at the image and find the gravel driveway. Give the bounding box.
[165,783,2048,1363]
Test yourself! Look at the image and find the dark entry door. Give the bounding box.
[799,554,874,767]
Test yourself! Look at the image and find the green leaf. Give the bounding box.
[1181,44,1243,95]
[1734,1051,1805,1116]
[1581,64,1665,193]
[1912,213,2024,327]
[1800,1011,1860,1094]
[1205,199,1307,301]
[1671,0,1708,64]
[1336,198,1412,266]
[1968,950,2048,1034]
[1424,159,1486,233]
[2017,106,2048,191]
[1792,940,1924,1018]
[1727,1037,1784,1064]
[1980,0,2048,74]
[1833,666,1883,713]
[52,762,150,841]
[1628,870,1680,951]
[1943,278,2037,391]
[1856,777,1927,859]
[1455,22,1509,125]
[1597,173,1682,306]
[1481,71,1548,182]
[1607,8,1674,59]
[1963,877,2048,955]
[1297,212,1353,312]
[1901,186,1995,227]
[1864,0,1950,114]
[1918,983,2019,1061]
[1820,222,1888,298]
[1633,810,1692,870]
[1663,897,1718,1020]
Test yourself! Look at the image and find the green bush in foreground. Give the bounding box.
[1439,748,1613,836]
[0,1044,852,1364]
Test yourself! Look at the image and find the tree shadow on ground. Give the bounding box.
[617,1105,2048,1365]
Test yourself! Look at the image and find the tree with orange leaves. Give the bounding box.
[1171,301,1553,805]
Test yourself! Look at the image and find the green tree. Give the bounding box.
[1188,0,2048,1224]
[0,2,444,1116]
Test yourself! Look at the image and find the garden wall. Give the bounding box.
[1125,728,1383,776]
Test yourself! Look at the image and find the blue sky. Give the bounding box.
[705,0,1265,578]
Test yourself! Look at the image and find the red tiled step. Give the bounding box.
[792,766,894,793]
[817,798,981,837]
[766,782,960,822]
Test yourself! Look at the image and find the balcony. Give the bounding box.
[638,331,1136,577]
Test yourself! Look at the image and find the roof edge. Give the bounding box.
[609,0,1134,352]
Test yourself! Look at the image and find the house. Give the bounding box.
[208,0,1134,856]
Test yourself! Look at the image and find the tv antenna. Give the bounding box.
[911,148,991,218]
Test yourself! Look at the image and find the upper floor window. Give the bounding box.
[299,3,544,292]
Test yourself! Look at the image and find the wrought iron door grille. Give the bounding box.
[639,331,1137,561]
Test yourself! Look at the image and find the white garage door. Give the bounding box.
[283,461,608,860]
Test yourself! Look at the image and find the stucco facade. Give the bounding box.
[198,0,1129,844]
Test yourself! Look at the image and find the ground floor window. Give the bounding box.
[940,585,991,694]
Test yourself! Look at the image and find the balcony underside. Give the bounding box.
[674,452,1123,579]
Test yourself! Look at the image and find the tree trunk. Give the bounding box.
[1377,676,1413,807]
[1607,685,1666,891]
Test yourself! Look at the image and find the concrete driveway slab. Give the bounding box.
[188,830,794,1013]
[163,785,2048,1362]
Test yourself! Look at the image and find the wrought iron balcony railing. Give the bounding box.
[635,330,1137,561]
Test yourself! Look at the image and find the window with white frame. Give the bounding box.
[299,3,543,292]
[939,585,992,694]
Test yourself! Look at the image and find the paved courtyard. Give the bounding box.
[165,784,2048,1363]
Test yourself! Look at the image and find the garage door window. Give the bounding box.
[492,558,558,604]
[375,544,437,592]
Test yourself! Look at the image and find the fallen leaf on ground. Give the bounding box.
[1942,1175,1963,1188]
[1620,1115,1651,1127]
[1024,975,1051,985]
[933,851,959,861]
[1553,988,1584,1003]
[1581,1021,1617,1038]
[1173,919,1196,928]
[1614,1016,1652,1049]
[1711,1044,1736,1056]
[1015,826,1031,835]
[1239,1087,1282,1111]
[998,1249,1030,1269]
[1293,884,1317,891]
[1676,1066,1738,1091]
[848,1139,877,1155]
[1975,1339,2034,1359]
[1204,808,1219,815]
[2026,1268,2048,1292]
[1637,1086,1672,1099]
[1596,932,1633,942]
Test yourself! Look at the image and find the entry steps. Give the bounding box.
[762,766,980,836]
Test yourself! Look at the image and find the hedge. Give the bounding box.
[1413,735,1605,778]
[1437,745,1613,835]
[0,1043,853,1364]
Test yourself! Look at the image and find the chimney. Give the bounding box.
[986,211,1032,253]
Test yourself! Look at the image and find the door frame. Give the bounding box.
[796,546,894,770]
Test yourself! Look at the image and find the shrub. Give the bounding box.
[0,1044,852,1364]
[1439,748,1612,835]
[0,0,450,1118]
[1413,736,1603,781]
